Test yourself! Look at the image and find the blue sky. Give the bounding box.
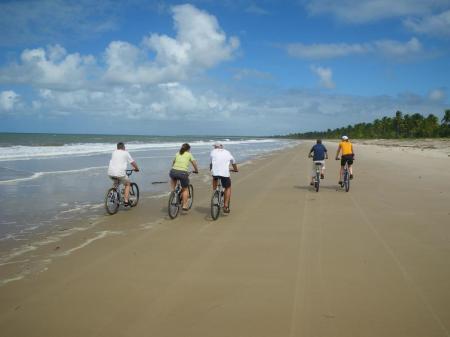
[0,0,449,135]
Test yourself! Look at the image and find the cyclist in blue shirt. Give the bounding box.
[308,139,328,186]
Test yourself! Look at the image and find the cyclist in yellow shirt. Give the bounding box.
[169,143,199,211]
[335,135,354,185]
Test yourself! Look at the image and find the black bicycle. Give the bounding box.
[168,172,195,219]
[105,170,139,215]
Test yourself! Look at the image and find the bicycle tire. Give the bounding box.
[187,184,194,210]
[211,190,220,220]
[315,172,320,192]
[129,183,140,207]
[105,188,119,215]
[345,176,350,192]
[168,191,180,219]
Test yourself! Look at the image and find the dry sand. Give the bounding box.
[0,141,449,337]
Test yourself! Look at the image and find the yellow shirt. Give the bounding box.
[172,152,195,171]
[338,141,353,155]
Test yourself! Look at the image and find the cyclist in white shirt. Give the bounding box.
[210,142,238,213]
[107,142,139,206]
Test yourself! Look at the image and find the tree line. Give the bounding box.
[282,110,450,139]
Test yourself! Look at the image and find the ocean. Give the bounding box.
[0,133,298,244]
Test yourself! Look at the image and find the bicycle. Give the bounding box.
[210,171,237,220]
[312,162,323,192]
[105,170,139,215]
[336,158,353,192]
[168,172,195,219]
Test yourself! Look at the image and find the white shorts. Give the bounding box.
[311,161,325,176]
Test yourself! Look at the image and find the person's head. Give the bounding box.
[179,143,191,155]
[117,142,125,150]
[316,139,322,144]
[341,135,349,141]
[213,142,223,149]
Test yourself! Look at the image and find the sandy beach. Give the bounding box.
[0,141,449,337]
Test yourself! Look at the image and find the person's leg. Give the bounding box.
[212,177,218,190]
[339,166,344,183]
[349,165,353,178]
[224,187,231,209]
[170,178,176,190]
[124,181,131,203]
[181,187,188,209]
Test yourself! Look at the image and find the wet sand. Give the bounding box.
[0,141,449,337]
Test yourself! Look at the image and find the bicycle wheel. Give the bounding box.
[105,188,119,215]
[344,175,350,192]
[211,190,220,220]
[168,191,180,219]
[129,183,139,207]
[315,172,320,192]
[186,184,194,210]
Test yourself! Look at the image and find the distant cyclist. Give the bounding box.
[210,142,238,213]
[107,142,139,206]
[335,135,355,185]
[308,139,328,186]
[169,143,198,211]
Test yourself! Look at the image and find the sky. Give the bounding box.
[0,0,449,136]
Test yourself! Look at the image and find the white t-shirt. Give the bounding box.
[210,149,235,177]
[107,149,134,177]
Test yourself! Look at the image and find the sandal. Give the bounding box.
[223,206,230,213]
[182,207,189,211]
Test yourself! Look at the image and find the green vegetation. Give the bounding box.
[283,110,450,139]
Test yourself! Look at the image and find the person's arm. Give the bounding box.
[191,160,199,173]
[335,144,341,159]
[324,146,328,159]
[131,161,139,171]
[128,152,139,171]
[308,146,314,158]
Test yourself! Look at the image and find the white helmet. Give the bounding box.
[342,135,349,140]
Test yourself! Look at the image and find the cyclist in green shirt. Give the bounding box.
[169,143,199,210]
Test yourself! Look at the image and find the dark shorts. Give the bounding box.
[341,154,354,166]
[170,169,189,188]
[213,176,231,189]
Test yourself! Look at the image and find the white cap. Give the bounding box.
[213,142,222,148]
[342,135,349,140]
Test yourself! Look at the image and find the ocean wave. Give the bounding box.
[0,139,279,161]
[0,166,106,184]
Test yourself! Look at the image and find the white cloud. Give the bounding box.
[0,45,95,89]
[146,4,239,68]
[303,0,449,23]
[0,90,19,111]
[404,10,450,37]
[310,66,335,89]
[428,88,446,101]
[287,38,422,60]
[374,37,422,57]
[104,4,239,85]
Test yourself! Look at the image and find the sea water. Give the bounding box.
[0,133,298,243]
